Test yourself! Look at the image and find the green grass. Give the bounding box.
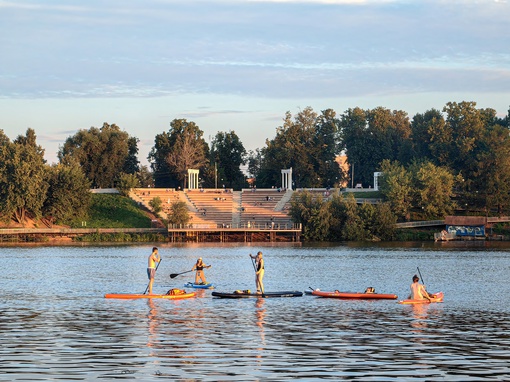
[70,194,152,228]
[341,191,382,198]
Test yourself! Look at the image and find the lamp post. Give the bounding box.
[215,162,218,189]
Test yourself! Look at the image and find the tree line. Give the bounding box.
[1,101,509,228]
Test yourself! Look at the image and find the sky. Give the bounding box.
[1,0,509,166]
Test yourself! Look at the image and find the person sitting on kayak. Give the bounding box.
[192,257,211,285]
[409,274,435,300]
[250,251,265,294]
[147,247,161,294]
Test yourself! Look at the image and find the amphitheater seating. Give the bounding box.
[131,188,296,228]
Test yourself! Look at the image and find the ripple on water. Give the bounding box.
[0,244,509,380]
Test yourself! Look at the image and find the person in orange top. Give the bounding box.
[147,247,161,294]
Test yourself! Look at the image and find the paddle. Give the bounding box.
[417,266,432,301]
[169,269,193,279]
[144,259,161,295]
[417,266,425,285]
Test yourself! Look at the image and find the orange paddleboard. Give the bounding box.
[105,291,196,300]
[398,291,444,304]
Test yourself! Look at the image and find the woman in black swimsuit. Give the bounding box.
[192,257,211,285]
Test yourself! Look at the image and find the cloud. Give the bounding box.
[2,0,508,100]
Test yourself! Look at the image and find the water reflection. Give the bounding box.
[255,298,266,359]
[0,244,509,380]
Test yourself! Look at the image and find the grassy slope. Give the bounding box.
[73,194,152,228]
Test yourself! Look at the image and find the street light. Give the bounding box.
[215,163,218,189]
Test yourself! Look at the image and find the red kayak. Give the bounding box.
[398,291,444,304]
[312,290,398,300]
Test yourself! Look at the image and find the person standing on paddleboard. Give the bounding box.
[250,251,265,294]
[192,257,211,285]
[409,274,435,300]
[147,247,161,294]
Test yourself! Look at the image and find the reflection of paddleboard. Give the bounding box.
[184,282,215,289]
[398,291,444,304]
[212,290,303,298]
[105,290,196,300]
[312,290,398,300]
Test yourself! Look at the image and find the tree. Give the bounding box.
[0,129,48,224]
[149,197,163,215]
[341,194,368,241]
[411,161,457,219]
[211,131,247,190]
[289,190,331,241]
[379,159,413,221]
[258,107,343,188]
[370,203,397,241]
[473,123,510,214]
[167,201,191,226]
[341,107,411,187]
[246,148,262,179]
[116,173,140,197]
[44,158,91,225]
[136,165,154,188]
[149,119,209,188]
[123,136,140,174]
[59,123,137,188]
[410,108,446,163]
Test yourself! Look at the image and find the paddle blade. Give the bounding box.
[170,273,179,279]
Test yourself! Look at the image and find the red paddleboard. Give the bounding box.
[312,290,398,300]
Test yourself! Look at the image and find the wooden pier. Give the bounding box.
[0,225,302,243]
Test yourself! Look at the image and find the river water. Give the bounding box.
[1,241,509,381]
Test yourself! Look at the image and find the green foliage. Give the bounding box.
[289,190,331,241]
[136,165,154,188]
[340,195,369,241]
[341,107,411,187]
[117,172,140,197]
[411,161,457,219]
[44,159,91,225]
[149,196,163,215]
[71,194,152,228]
[168,201,191,225]
[73,232,166,242]
[0,129,49,224]
[149,119,209,188]
[211,131,247,190]
[58,123,138,188]
[167,201,191,225]
[379,159,413,220]
[290,190,397,241]
[257,107,344,188]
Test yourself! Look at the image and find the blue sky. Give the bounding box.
[1,0,509,166]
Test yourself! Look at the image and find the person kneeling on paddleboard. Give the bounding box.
[192,257,211,285]
[409,274,435,300]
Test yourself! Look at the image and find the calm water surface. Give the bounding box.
[1,242,509,381]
